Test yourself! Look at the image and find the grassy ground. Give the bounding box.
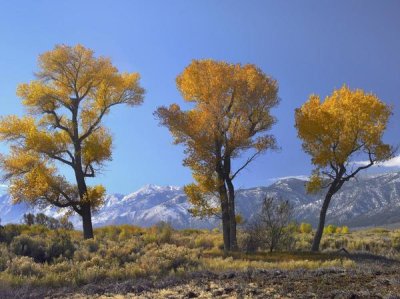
[0,223,399,298]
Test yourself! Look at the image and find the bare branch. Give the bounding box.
[84,164,95,177]
[231,151,261,180]
[342,151,374,181]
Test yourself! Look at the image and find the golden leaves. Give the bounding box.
[306,172,323,194]
[295,85,391,168]
[0,44,145,212]
[82,127,112,165]
[83,185,106,209]
[296,85,392,193]
[156,59,279,203]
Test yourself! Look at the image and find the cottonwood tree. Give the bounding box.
[0,45,144,239]
[295,86,392,251]
[156,60,279,251]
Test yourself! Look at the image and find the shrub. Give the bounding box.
[10,232,75,263]
[139,244,200,275]
[299,223,312,234]
[23,213,74,230]
[6,256,43,277]
[194,236,214,249]
[47,232,75,260]
[105,244,138,265]
[0,224,25,244]
[391,234,400,251]
[212,228,220,234]
[323,224,337,234]
[243,197,295,252]
[155,222,173,244]
[83,239,99,253]
[10,235,47,263]
[0,244,12,271]
[181,228,202,236]
[143,233,158,244]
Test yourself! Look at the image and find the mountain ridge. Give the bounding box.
[1,172,400,229]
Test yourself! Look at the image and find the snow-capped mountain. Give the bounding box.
[1,172,400,229]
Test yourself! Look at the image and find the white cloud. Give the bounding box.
[0,184,8,189]
[354,155,400,168]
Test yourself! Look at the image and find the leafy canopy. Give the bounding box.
[295,85,392,192]
[156,59,279,216]
[0,44,144,210]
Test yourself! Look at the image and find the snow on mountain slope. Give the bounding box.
[1,172,400,229]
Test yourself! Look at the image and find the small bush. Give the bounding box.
[0,224,25,244]
[194,236,214,249]
[391,234,400,251]
[299,223,312,234]
[6,256,43,277]
[10,235,47,263]
[243,197,295,252]
[156,222,173,244]
[139,244,200,275]
[323,224,337,234]
[0,244,12,271]
[341,226,349,234]
[47,232,75,260]
[83,239,99,253]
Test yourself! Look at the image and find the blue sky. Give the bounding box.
[0,1,399,194]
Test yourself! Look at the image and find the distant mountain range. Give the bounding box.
[1,172,400,229]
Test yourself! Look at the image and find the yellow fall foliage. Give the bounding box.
[156,59,278,226]
[0,44,144,238]
[295,85,392,191]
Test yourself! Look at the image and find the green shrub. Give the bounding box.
[83,239,99,253]
[10,235,47,263]
[0,224,25,244]
[47,232,75,260]
[10,233,75,263]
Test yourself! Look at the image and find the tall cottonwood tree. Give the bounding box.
[295,86,392,251]
[0,44,144,239]
[156,60,279,251]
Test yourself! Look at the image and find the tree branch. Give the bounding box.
[42,109,73,139]
[84,164,95,177]
[342,151,374,182]
[230,151,261,180]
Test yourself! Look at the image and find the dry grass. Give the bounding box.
[0,223,398,290]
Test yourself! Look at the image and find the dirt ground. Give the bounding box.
[1,254,400,299]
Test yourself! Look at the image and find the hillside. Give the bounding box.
[1,172,400,228]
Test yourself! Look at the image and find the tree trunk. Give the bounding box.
[217,174,231,252]
[226,178,238,251]
[220,189,231,252]
[311,192,333,252]
[71,105,94,239]
[81,203,94,239]
[311,171,346,252]
[74,164,94,239]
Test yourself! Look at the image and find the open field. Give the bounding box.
[1,224,400,298]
